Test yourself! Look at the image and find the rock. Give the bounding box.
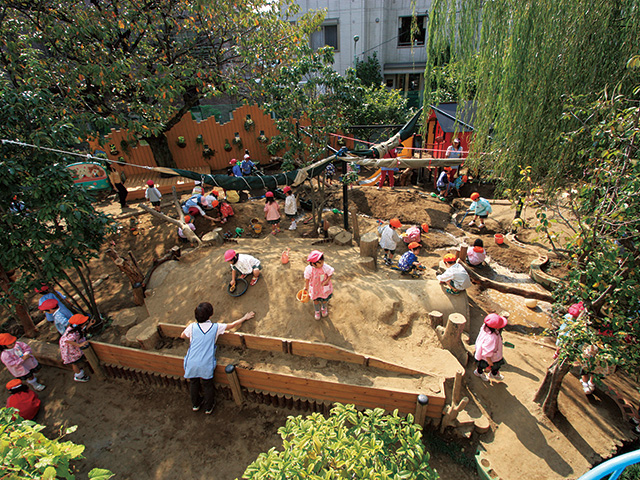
[334,231,352,246]
[125,317,160,350]
[359,231,379,258]
[111,306,148,334]
[202,231,223,246]
[358,256,376,272]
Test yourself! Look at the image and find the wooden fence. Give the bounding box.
[88,326,446,420]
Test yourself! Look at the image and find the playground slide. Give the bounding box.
[359,169,381,186]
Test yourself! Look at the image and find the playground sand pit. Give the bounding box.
[10,184,638,479]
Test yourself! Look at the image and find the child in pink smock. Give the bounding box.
[59,314,91,382]
[0,333,45,391]
[474,313,507,382]
[264,191,281,235]
[303,250,334,320]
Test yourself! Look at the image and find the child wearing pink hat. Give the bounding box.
[224,249,261,287]
[474,313,507,382]
[283,186,298,230]
[303,251,334,320]
[264,191,281,235]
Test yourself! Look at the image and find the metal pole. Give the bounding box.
[342,160,349,231]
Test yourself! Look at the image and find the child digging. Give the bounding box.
[397,242,424,275]
[0,333,45,391]
[474,313,507,382]
[303,250,334,320]
[264,191,281,235]
[379,218,403,266]
[437,253,472,294]
[59,314,92,382]
[224,249,261,287]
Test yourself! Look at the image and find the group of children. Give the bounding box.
[262,187,298,235]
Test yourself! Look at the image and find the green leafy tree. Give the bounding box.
[0,0,323,168]
[425,0,640,191]
[355,52,383,87]
[0,84,112,335]
[533,73,640,417]
[240,403,439,480]
[0,407,114,479]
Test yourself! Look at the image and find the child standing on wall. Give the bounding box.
[379,218,403,266]
[474,313,507,382]
[303,250,334,320]
[283,186,298,230]
[0,333,46,391]
[145,180,162,212]
[264,191,281,235]
[59,314,92,382]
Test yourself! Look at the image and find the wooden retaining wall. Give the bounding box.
[89,339,445,420]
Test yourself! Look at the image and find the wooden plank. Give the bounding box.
[158,323,184,338]
[90,341,185,377]
[216,332,245,348]
[242,334,285,353]
[289,341,366,364]
[367,358,423,375]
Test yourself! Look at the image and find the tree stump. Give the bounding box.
[351,209,360,244]
[359,231,379,259]
[428,310,444,328]
[436,313,468,366]
[440,396,469,433]
[334,231,352,246]
[357,256,376,272]
[327,226,344,240]
[458,244,468,262]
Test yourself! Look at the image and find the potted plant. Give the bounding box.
[244,114,255,131]
[109,144,119,155]
[196,134,204,144]
[337,137,346,147]
[257,130,269,144]
[202,144,215,159]
[224,139,232,152]
[120,139,130,154]
[177,136,187,148]
[232,132,242,149]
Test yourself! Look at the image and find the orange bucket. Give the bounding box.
[494,233,504,245]
[296,289,310,303]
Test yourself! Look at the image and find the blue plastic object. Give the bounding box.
[577,449,640,480]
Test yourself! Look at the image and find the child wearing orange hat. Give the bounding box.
[474,313,507,382]
[397,242,423,275]
[6,378,41,420]
[145,180,162,212]
[437,253,471,294]
[0,333,45,391]
[59,314,92,382]
[303,251,334,320]
[178,215,196,243]
[379,218,403,266]
[467,192,492,228]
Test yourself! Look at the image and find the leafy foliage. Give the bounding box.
[355,52,383,87]
[240,403,439,480]
[425,0,640,191]
[0,0,323,167]
[0,407,113,479]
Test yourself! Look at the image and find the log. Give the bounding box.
[225,364,244,405]
[334,231,352,246]
[139,204,202,245]
[440,396,469,433]
[359,231,379,259]
[357,256,376,272]
[428,311,444,328]
[460,262,554,302]
[458,244,468,263]
[436,314,468,366]
[106,248,146,305]
[351,209,360,244]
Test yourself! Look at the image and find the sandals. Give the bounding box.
[250,276,259,286]
[444,286,461,295]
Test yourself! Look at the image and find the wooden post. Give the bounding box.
[359,231,379,259]
[436,313,468,366]
[225,364,244,405]
[458,244,468,263]
[428,311,444,328]
[351,208,360,244]
[82,344,105,380]
[106,248,146,305]
[414,394,429,428]
[440,396,469,433]
[452,370,464,404]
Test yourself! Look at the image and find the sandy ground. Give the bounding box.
[4,177,639,479]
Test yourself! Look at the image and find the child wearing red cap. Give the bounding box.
[36,285,73,324]
[379,218,403,266]
[264,191,281,235]
[283,186,298,230]
[6,379,41,420]
[474,313,507,382]
[397,242,423,276]
[467,239,487,266]
[0,333,45,391]
[467,193,492,228]
[145,180,162,212]
[59,314,91,382]
[303,251,334,320]
[437,254,471,294]
[38,298,72,335]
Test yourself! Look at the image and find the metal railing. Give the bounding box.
[578,449,640,480]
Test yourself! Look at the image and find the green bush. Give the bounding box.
[620,464,640,480]
[240,403,439,480]
[0,408,113,479]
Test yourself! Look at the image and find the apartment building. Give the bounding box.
[289,0,429,108]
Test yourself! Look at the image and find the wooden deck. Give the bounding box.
[125,165,211,201]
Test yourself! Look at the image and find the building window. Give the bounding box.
[311,20,339,51]
[398,15,426,47]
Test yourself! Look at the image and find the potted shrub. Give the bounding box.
[120,139,130,154]
[196,134,204,144]
[224,139,232,152]
[109,144,118,155]
[257,130,269,144]
[177,136,187,148]
[232,132,243,149]
[244,114,255,131]
[202,144,215,159]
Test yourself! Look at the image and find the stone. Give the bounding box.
[125,317,160,350]
[110,306,148,334]
[474,415,492,434]
[202,231,223,246]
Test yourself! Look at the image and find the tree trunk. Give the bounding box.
[145,133,177,169]
[106,248,146,305]
[533,358,571,419]
[0,263,37,337]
